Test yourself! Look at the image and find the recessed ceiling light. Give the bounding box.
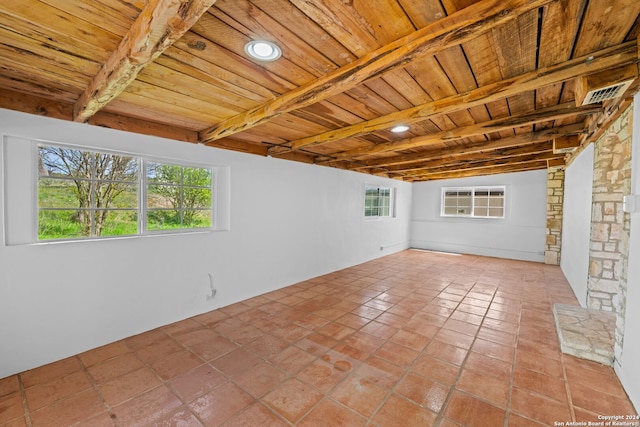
[244,40,282,61]
[391,125,410,133]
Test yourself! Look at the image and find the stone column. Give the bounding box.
[545,166,565,265]
[587,104,632,362]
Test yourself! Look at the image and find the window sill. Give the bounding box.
[7,228,225,247]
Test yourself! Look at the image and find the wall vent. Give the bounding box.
[575,65,638,107]
[580,80,634,105]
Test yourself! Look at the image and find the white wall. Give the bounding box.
[410,170,547,262]
[0,109,412,378]
[617,95,640,410]
[560,143,594,307]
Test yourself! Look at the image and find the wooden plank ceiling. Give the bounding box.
[1,0,639,181]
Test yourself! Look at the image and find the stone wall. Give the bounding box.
[587,104,633,362]
[545,166,565,265]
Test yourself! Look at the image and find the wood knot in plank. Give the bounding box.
[187,40,206,51]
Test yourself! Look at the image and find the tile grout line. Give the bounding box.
[283,274,439,425]
[503,285,523,427]
[124,329,210,426]
[560,340,578,422]
[180,311,317,426]
[548,265,579,424]
[432,281,501,427]
[363,297,441,426]
[291,280,396,426]
[216,275,385,426]
[75,354,119,426]
[17,372,33,427]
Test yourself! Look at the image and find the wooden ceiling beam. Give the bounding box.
[385,141,555,173]
[199,0,553,144]
[73,0,217,123]
[0,88,200,143]
[402,151,563,177]
[407,161,549,181]
[548,158,566,168]
[323,102,601,162]
[0,88,73,121]
[277,41,638,154]
[89,111,199,143]
[352,122,584,169]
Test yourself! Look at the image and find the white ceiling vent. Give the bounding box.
[575,65,638,107]
[580,80,634,105]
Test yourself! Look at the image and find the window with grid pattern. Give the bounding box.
[37,143,213,241]
[365,186,393,217]
[441,186,505,218]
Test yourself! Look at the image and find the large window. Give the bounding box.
[365,186,393,217]
[37,144,213,241]
[441,186,505,218]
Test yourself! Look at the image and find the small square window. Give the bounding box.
[365,186,394,218]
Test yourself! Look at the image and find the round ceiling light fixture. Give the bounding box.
[244,40,282,61]
[390,124,410,133]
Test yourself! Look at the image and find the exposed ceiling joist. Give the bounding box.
[73,0,218,123]
[406,159,553,181]
[198,0,553,144]
[324,102,602,162]
[352,123,585,169]
[272,41,638,155]
[384,141,555,173]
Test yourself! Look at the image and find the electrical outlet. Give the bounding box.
[206,273,217,301]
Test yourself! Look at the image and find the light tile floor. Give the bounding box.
[1,250,637,426]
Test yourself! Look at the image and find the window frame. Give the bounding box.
[364,185,395,218]
[440,185,506,219]
[35,142,216,242]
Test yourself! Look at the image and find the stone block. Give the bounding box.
[589,260,602,276]
[593,193,624,202]
[588,299,602,310]
[604,202,615,215]
[590,242,603,251]
[592,204,602,222]
[589,291,613,300]
[547,218,562,230]
[612,154,624,169]
[553,304,615,366]
[610,223,625,241]
[591,223,610,242]
[589,251,620,260]
[545,251,559,265]
[593,169,603,181]
[589,277,619,293]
